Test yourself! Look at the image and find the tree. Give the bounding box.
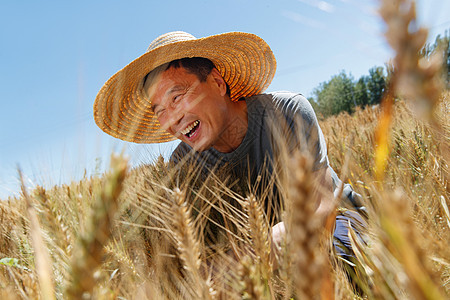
[354,76,370,107]
[312,71,355,118]
[367,66,386,105]
[308,30,449,119]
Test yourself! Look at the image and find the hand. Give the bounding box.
[271,222,286,270]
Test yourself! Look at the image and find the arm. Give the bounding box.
[269,93,336,267]
[314,166,335,218]
[271,166,336,269]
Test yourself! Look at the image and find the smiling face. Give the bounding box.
[144,66,248,152]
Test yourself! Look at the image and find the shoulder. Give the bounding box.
[272,92,316,120]
[248,92,317,125]
[169,142,192,165]
[248,91,313,111]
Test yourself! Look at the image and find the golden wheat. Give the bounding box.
[0,0,449,299]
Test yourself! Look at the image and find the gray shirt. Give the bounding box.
[171,92,329,175]
[171,91,365,218]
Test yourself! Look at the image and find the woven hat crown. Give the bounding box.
[147,31,196,52]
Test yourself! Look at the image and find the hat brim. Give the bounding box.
[93,32,276,144]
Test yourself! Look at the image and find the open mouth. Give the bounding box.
[180,120,200,138]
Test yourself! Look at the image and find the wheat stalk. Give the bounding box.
[66,154,128,299]
[379,0,448,183]
[243,194,273,298]
[238,255,264,300]
[19,168,56,300]
[170,187,216,299]
[284,152,329,299]
[379,189,446,299]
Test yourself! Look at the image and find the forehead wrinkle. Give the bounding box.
[165,84,186,98]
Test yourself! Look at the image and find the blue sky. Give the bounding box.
[1,0,449,199]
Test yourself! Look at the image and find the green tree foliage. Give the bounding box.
[354,76,369,107]
[308,29,448,118]
[310,68,387,118]
[367,66,386,105]
[311,71,355,118]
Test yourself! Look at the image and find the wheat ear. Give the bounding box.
[287,152,328,299]
[66,154,128,299]
[379,0,448,182]
[380,189,446,299]
[19,168,56,300]
[238,255,265,300]
[170,187,216,299]
[243,194,273,298]
[380,0,445,120]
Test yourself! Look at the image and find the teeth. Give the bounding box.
[180,120,199,135]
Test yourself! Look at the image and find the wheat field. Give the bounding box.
[1,0,449,299]
[1,93,448,299]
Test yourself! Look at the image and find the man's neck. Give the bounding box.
[212,100,248,153]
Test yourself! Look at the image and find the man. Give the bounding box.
[94,31,366,268]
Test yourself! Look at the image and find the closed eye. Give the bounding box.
[173,86,191,104]
[173,93,184,103]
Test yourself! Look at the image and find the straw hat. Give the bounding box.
[93,31,276,143]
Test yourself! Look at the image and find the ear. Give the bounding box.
[209,68,228,97]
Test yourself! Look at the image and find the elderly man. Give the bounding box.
[94,31,366,268]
